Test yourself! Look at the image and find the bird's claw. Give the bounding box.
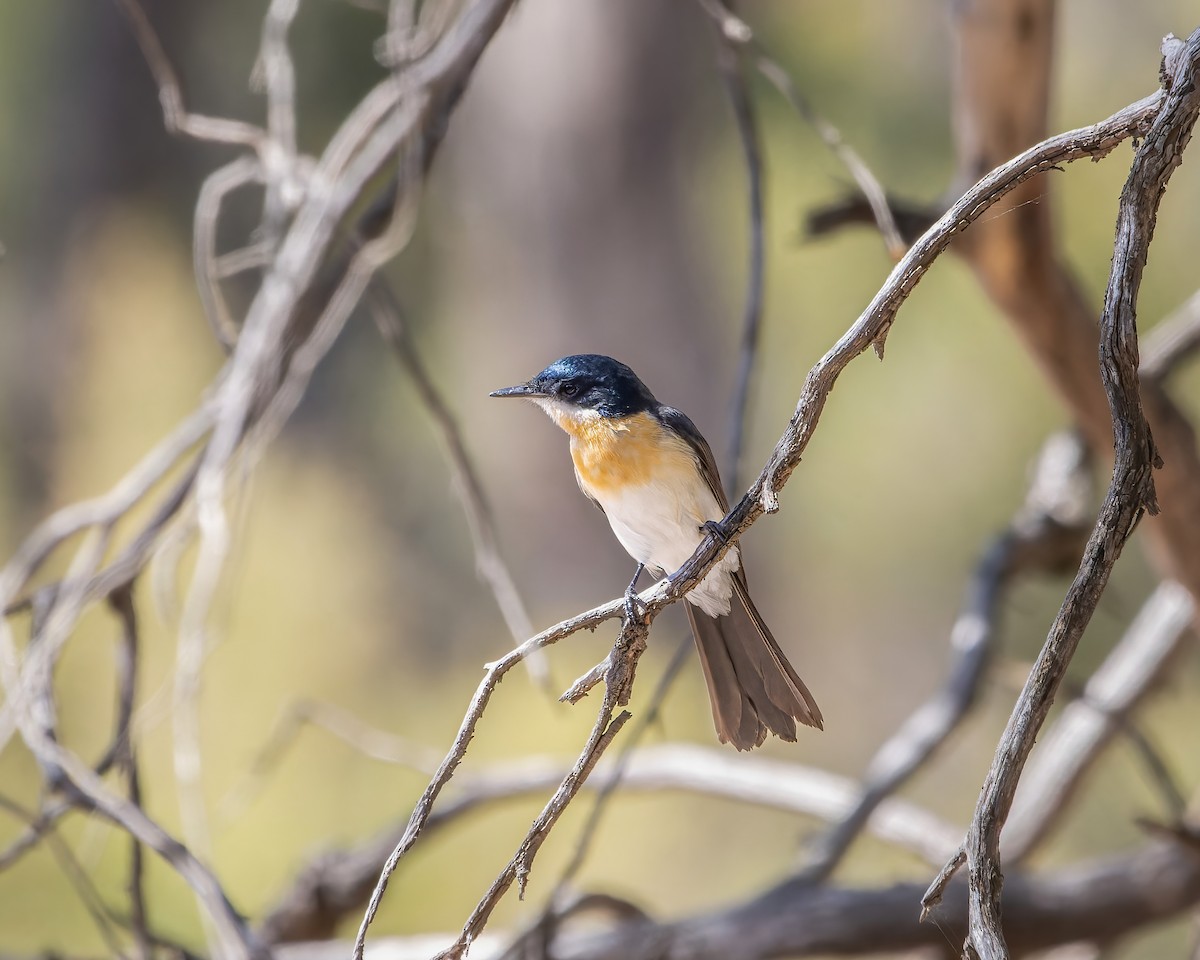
[702,519,730,544]
[623,585,647,625]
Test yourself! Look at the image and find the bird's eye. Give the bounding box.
[560,381,580,399]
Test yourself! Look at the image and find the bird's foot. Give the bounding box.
[624,563,647,624]
[701,519,731,544]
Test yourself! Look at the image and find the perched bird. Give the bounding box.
[491,354,822,750]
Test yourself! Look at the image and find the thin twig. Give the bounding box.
[497,644,696,960]
[351,601,641,959]
[0,403,213,609]
[367,281,547,685]
[429,705,636,960]
[1120,717,1189,823]
[0,800,71,871]
[805,193,939,246]
[693,0,905,259]
[754,53,905,261]
[749,85,1166,509]
[382,0,462,68]
[219,698,445,822]
[97,587,141,776]
[709,8,766,491]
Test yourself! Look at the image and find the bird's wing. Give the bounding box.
[654,404,761,590]
[652,405,730,512]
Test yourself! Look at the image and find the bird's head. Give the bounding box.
[490,355,656,424]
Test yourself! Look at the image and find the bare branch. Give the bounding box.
[430,710,635,960]
[752,52,905,263]
[185,0,522,691]
[743,83,1163,514]
[1122,721,1190,825]
[0,403,212,599]
[0,800,69,872]
[252,0,306,238]
[941,28,1200,959]
[382,0,463,68]
[806,192,939,246]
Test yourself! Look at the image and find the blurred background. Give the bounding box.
[1,0,1199,956]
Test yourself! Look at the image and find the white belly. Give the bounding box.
[595,477,739,618]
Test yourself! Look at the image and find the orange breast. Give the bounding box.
[565,411,694,496]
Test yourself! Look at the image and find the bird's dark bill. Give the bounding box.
[489,382,544,398]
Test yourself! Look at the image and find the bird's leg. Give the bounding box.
[624,562,646,623]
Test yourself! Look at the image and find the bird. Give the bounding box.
[490,354,822,750]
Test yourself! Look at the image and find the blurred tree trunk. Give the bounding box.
[952,0,1200,608]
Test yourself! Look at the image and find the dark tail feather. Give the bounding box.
[686,578,822,751]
